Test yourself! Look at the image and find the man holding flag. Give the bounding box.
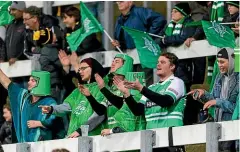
[112,1,166,87]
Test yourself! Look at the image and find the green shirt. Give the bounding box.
[140,75,186,129]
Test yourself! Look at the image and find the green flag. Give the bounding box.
[66,1,104,51]
[235,48,240,72]
[122,26,161,68]
[0,1,14,26]
[202,20,236,48]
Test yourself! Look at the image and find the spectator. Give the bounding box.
[40,58,107,138]
[0,38,8,127]
[189,48,239,152]
[86,54,146,136]
[112,1,167,87]
[0,69,59,142]
[52,149,70,152]
[155,3,200,125]
[156,3,195,48]
[188,2,209,21]
[114,52,186,152]
[62,6,105,56]
[225,1,239,37]
[23,6,64,104]
[0,104,12,144]
[5,1,27,65]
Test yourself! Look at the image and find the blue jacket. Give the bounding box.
[114,5,166,50]
[201,72,239,122]
[156,17,196,48]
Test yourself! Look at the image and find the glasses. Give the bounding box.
[23,16,34,22]
[78,66,90,72]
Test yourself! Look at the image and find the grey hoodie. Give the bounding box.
[201,48,239,122]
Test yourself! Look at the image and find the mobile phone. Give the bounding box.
[193,90,200,100]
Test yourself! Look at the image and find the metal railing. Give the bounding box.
[2,120,239,152]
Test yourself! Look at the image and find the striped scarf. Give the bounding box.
[165,17,185,36]
[211,1,224,22]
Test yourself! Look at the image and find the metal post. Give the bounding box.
[166,1,173,22]
[140,130,156,152]
[206,122,221,152]
[103,1,114,51]
[78,137,93,152]
[42,1,53,15]
[16,143,31,152]
[143,1,151,8]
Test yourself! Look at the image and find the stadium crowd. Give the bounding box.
[0,1,239,152]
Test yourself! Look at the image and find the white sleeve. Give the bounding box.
[164,78,185,102]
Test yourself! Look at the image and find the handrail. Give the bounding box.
[2,120,239,152]
[0,40,218,78]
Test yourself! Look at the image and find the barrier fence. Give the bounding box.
[2,120,239,152]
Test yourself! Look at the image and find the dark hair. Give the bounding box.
[160,52,179,71]
[3,104,11,112]
[23,6,42,18]
[63,6,80,22]
[52,149,70,152]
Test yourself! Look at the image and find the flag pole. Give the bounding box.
[147,32,165,39]
[220,22,239,25]
[103,30,124,54]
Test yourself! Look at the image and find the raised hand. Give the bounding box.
[111,40,120,48]
[124,79,143,91]
[113,77,128,95]
[95,73,105,89]
[78,84,91,96]
[58,50,70,67]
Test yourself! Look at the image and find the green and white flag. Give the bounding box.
[66,1,104,51]
[0,1,13,26]
[122,26,161,68]
[202,20,236,48]
[235,48,240,72]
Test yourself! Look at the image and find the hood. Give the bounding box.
[40,14,59,29]
[77,57,107,84]
[217,47,235,76]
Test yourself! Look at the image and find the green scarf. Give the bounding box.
[165,17,185,36]
[210,1,224,22]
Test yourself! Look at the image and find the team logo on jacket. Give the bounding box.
[73,101,87,115]
[146,101,157,108]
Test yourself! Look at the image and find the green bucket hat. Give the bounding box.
[114,54,134,76]
[126,72,146,95]
[30,71,51,96]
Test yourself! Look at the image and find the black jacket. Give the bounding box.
[24,14,64,87]
[156,17,196,48]
[0,121,12,144]
[223,12,239,38]
[63,23,105,56]
[5,19,26,60]
[0,38,5,61]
